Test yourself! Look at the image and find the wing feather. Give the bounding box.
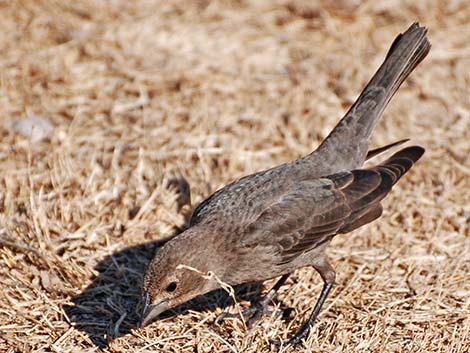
[242,146,424,264]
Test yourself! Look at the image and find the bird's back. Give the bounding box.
[189,154,331,229]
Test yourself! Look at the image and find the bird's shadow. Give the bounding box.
[63,233,263,348]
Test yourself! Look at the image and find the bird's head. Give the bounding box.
[140,229,221,327]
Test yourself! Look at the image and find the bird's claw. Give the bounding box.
[269,321,311,348]
[269,335,302,348]
[215,311,238,325]
[247,302,274,327]
[215,301,274,327]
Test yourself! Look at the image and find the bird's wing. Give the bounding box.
[242,146,424,264]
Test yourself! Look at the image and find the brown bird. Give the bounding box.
[141,23,430,346]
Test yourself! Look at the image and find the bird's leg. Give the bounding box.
[215,274,290,326]
[271,257,336,347]
[276,281,334,346]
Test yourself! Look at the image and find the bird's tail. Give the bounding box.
[314,23,430,171]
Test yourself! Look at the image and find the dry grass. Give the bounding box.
[0,0,469,352]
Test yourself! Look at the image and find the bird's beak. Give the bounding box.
[140,293,170,327]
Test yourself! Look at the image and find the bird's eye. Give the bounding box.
[165,282,177,292]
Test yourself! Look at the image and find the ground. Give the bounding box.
[0,0,469,352]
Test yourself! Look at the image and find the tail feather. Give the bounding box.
[314,23,430,171]
[365,138,409,161]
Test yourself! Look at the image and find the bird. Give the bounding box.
[140,23,431,346]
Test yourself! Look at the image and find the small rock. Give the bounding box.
[12,115,54,141]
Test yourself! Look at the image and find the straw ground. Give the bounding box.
[0,1,469,352]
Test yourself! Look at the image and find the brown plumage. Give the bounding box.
[141,23,430,346]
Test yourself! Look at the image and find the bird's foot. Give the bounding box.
[215,300,274,328]
[269,326,309,348]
